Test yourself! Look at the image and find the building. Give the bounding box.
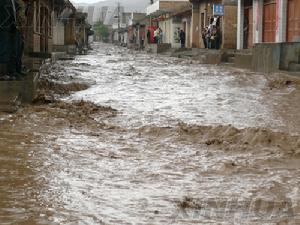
[111,11,131,43]
[127,13,148,48]
[87,6,95,25]
[75,12,94,52]
[99,6,109,22]
[146,0,192,48]
[25,0,58,55]
[23,0,93,67]
[53,0,77,54]
[189,0,237,49]
[170,7,193,48]
[237,0,300,49]
[234,0,300,73]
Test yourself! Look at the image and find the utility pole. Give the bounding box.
[117,2,120,42]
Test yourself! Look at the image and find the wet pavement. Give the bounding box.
[0,43,300,225]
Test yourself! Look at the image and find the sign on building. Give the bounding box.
[213,4,224,16]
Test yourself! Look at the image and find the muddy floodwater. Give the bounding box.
[1,43,300,225]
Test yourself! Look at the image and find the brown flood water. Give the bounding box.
[0,43,300,225]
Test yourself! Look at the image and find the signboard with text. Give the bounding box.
[213,4,224,16]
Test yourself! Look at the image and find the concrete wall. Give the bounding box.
[148,43,171,53]
[279,43,300,70]
[234,52,253,69]
[0,72,38,112]
[52,45,77,54]
[252,42,300,73]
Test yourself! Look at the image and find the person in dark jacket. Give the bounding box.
[179,29,185,48]
[0,0,27,79]
[15,0,27,75]
[147,30,151,44]
[0,0,17,77]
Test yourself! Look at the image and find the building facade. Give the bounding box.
[52,0,77,54]
[146,0,192,48]
[237,0,300,49]
[190,0,238,49]
[25,0,56,54]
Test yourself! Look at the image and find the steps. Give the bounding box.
[289,62,300,72]
[147,44,172,54]
[0,72,39,112]
[0,95,21,113]
[288,54,300,72]
[228,56,235,64]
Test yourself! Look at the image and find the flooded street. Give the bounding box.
[0,42,300,225]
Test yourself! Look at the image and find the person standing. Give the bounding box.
[15,0,27,75]
[147,29,151,44]
[210,26,216,49]
[159,27,163,44]
[154,27,159,44]
[206,26,211,49]
[179,29,185,48]
[0,0,17,77]
[201,28,207,48]
[215,26,221,49]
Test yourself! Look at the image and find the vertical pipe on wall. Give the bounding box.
[276,0,287,42]
[253,0,263,43]
[237,0,244,49]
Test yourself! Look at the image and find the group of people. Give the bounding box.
[147,27,187,48]
[147,18,221,50]
[0,0,28,80]
[201,21,221,49]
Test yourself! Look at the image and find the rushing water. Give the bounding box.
[0,43,300,225]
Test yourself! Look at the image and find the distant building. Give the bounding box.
[77,6,84,12]
[100,6,109,22]
[103,6,124,25]
[128,13,148,48]
[87,6,95,25]
[53,0,77,54]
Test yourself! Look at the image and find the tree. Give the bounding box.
[93,21,110,42]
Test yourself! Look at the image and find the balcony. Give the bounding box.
[146,0,190,16]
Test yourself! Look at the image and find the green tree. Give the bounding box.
[93,21,109,42]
